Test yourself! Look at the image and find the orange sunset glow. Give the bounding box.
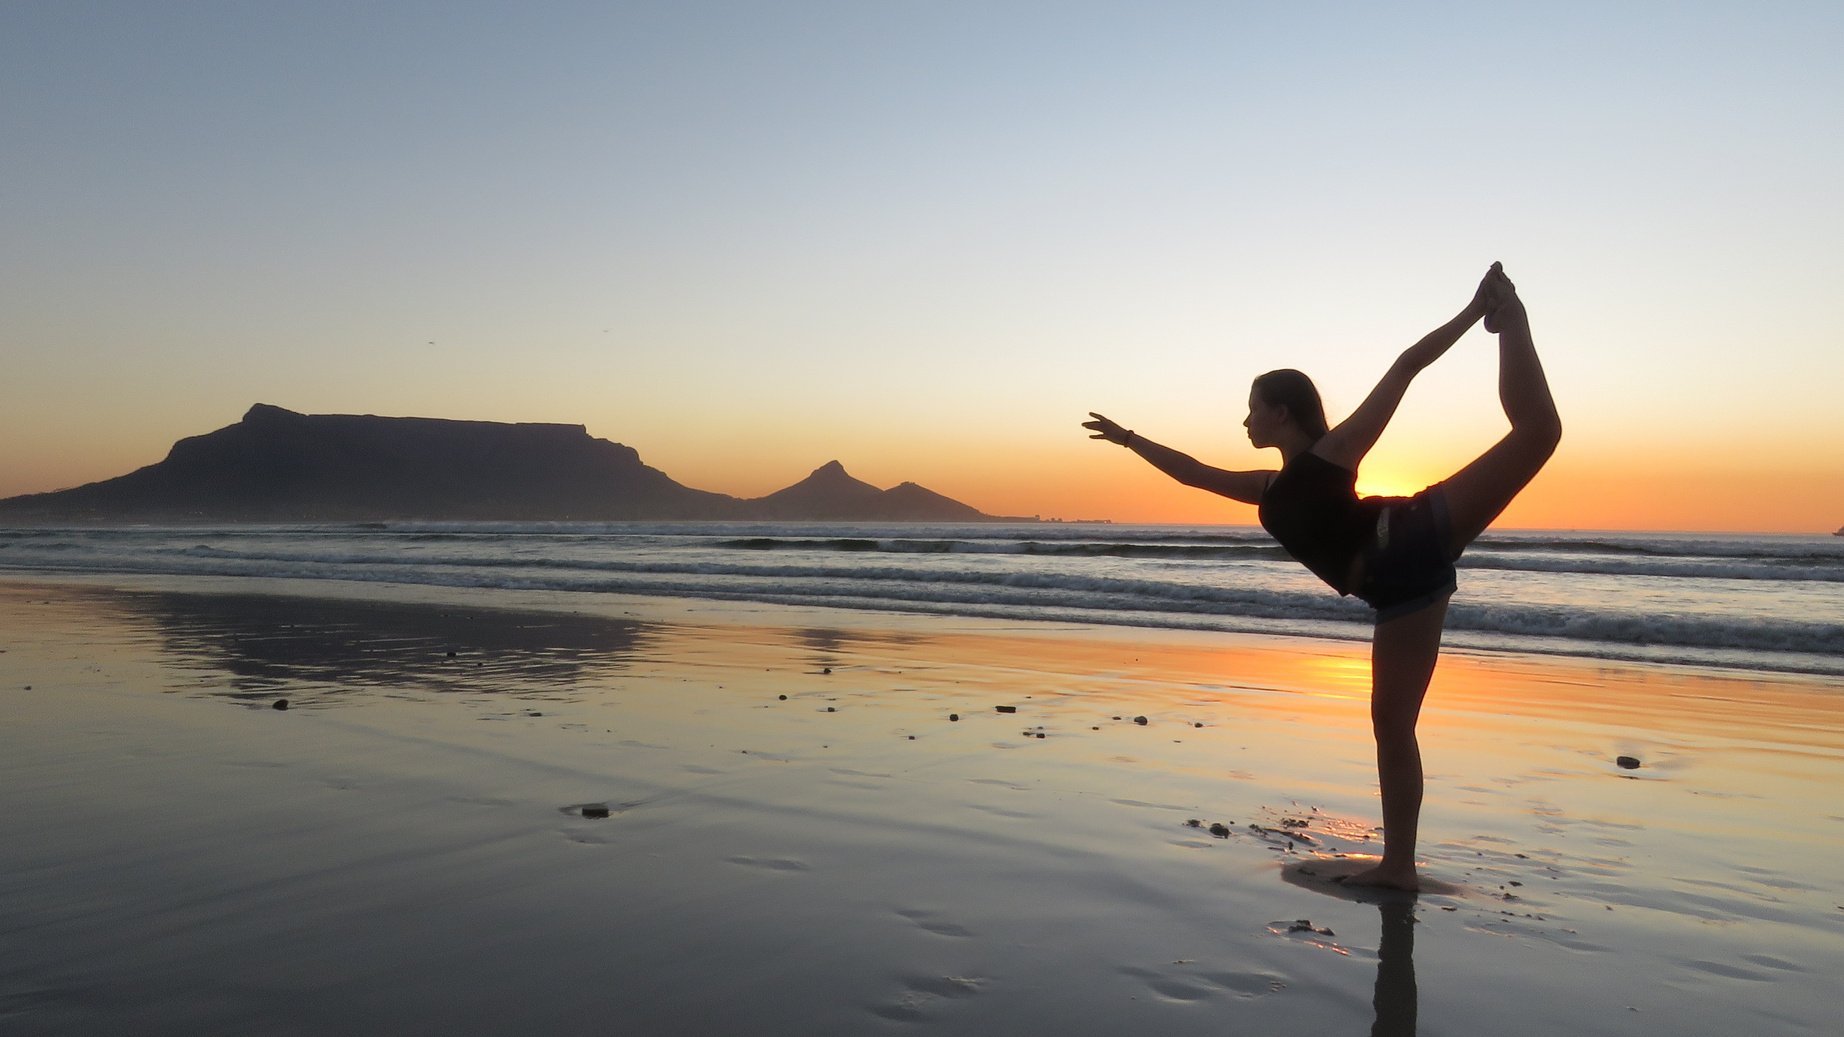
[2,5,1841,535]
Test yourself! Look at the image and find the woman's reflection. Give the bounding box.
[1370,901,1417,1037]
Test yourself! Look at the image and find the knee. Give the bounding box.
[1520,410,1562,459]
[1370,708,1419,746]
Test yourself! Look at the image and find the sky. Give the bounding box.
[3,1,1842,532]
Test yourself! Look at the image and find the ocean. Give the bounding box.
[2,523,1841,678]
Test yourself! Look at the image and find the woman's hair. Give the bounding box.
[1251,368,1329,440]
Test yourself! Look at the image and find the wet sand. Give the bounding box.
[2,575,1841,1035]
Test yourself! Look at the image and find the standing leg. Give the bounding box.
[1345,595,1449,891]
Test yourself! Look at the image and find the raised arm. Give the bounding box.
[1082,412,1273,506]
[1311,264,1501,472]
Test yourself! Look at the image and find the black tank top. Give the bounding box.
[1258,451,1378,596]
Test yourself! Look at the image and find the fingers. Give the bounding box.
[1083,413,1125,444]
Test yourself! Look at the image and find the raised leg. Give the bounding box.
[1441,275,1562,555]
[1344,594,1449,891]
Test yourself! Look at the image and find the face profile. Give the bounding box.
[1243,389,1288,449]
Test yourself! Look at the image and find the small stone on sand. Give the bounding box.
[1616,755,1642,769]
[581,805,610,819]
[1208,822,1231,838]
[949,713,960,722]
[1133,716,1148,726]
[996,705,1017,714]
[272,699,289,711]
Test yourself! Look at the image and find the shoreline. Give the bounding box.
[4,575,1842,1034]
[5,566,1837,685]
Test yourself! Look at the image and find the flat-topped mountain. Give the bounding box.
[0,404,1023,524]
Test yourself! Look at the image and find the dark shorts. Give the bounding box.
[1357,487,1458,622]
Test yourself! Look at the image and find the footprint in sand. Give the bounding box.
[725,855,810,872]
[1739,953,1806,973]
[964,802,1034,821]
[895,907,973,939]
[867,974,986,1022]
[1119,964,1287,1002]
[1676,956,1806,982]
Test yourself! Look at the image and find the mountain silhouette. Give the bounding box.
[749,461,991,522]
[0,405,1022,524]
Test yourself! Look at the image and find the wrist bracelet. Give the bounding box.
[1122,430,1135,446]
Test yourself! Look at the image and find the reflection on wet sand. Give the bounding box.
[1277,857,1419,1036]
[91,588,655,707]
[1371,902,1417,1037]
[789,625,930,674]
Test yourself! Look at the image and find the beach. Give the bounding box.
[3,575,1841,1035]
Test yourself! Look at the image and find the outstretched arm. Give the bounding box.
[1083,412,1273,505]
[1312,264,1501,472]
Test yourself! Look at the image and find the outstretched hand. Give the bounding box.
[1083,412,1132,446]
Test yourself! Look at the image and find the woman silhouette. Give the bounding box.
[1084,263,1559,890]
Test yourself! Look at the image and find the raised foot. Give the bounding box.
[1336,863,1421,893]
[1482,262,1522,334]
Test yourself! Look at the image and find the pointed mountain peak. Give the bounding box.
[811,460,850,478]
[243,403,303,423]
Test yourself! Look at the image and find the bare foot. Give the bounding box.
[1483,265,1521,334]
[1338,863,1421,892]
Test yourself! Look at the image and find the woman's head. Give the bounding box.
[1247,369,1328,445]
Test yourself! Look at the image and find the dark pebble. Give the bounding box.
[1133,716,1148,726]
[581,805,610,819]
[949,713,960,722]
[272,699,289,711]
[1208,823,1231,838]
[1616,755,1642,769]
[1035,732,1046,739]
[778,694,787,700]
[822,667,832,675]
[825,706,836,712]
[1194,722,1204,728]
[996,705,1017,714]
[907,735,916,740]
[1186,819,1201,827]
